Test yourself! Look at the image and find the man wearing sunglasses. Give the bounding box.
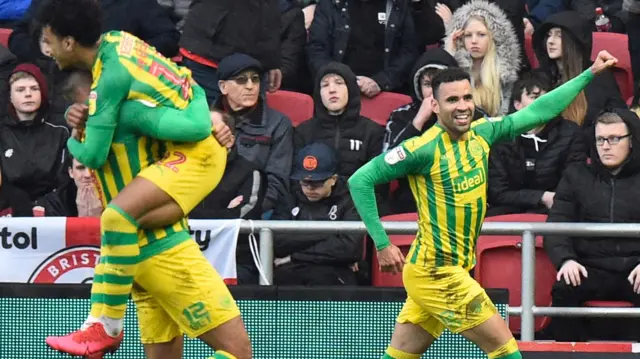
[544,108,640,341]
[211,53,294,283]
[273,142,361,285]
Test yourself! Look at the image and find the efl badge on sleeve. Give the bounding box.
[384,146,406,165]
[88,91,97,116]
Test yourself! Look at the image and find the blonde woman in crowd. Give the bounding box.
[444,0,521,116]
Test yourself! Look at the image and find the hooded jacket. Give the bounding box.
[533,11,626,130]
[273,178,362,266]
[294,62,385,179]
[445,0,521,116]
[544,109,640,273]
[625,0,640,13]
[0,64,68,202]
[488,117,587,213]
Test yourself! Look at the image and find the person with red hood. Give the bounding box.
[0,63,68,203]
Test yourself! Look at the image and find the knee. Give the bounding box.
[101,205,137,231]
[551,281,582,305]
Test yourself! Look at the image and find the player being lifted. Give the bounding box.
[349,51,617,359]
[36,0,249,358]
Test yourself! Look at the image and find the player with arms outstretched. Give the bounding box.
[36,0,249,358]
[348,51,617,359]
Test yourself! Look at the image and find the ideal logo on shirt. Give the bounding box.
[452,167,486,194]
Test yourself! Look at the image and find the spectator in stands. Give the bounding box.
[11,0,180,119]
[0,165,34,217]
[0,0,30,27]
[526,0,625,34]
[157,0,191,32]
[544,109,640,341]
[179,0,282,105]
[279,0,308,93]
[274,143,361,285]
[295,62,384,180]
[383,48,485,214]
[0,63,68,202]
[487,72,587,216]
[210,53,293,216]
[37,154,102,217]
[306,0,419,97]
[626,1,640,92]
[533,12,626,129]
[445,0,521,116]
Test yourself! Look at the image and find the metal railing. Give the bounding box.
[239,220,640,341]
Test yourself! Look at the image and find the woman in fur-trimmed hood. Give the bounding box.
[444,0,521,116]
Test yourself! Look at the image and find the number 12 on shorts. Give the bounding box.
[183,301,212,331]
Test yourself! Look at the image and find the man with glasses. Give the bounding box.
[544,109,640,341]
[211,53,294,283]
[273,142,362,285]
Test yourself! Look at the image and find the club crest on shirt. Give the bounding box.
[384,146,406,165]
[468,141,483,157]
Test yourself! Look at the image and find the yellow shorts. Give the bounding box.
[138,134,227,214]
[396,263,497,338]
[132,240,241,344]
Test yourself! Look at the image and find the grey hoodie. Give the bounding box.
[445,0,521,116]
[624,0,640,13]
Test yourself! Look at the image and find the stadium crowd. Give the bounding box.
[0,0,639,342]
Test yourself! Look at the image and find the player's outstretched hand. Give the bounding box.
[377,244,405,275]
[590,50,618,75]
[66,103,89,129]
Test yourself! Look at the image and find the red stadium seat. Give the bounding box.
[360,92,412,127]
[265,90,314,127]
[591,32,634,100]
[524,34,539,69]
[475,213,556,334]
[0,28,12,48]
[371,212,418,287]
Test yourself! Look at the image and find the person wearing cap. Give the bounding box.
[383,48,486,214]
[211,53,293,217]
[273,142,362,285]
[0,63,68,203]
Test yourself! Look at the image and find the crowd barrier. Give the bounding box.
[2,218,640,343]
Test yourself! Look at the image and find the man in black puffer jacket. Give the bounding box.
[273,143,362,285]
[487,72,587,216]
[544,108,640,341]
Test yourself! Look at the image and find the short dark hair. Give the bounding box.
[511,72,552,105]
[431,67,471,99]
[36,0,102,47]
[62,69,92,100]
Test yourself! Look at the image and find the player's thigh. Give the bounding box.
[109,176,176,220]
[392,297,439,354]
[131,282,182,346]
[138,136,227,215]
[460,313,514,354]
[135,240,243,342]
[143,337,184,359]
[405,264,498,336]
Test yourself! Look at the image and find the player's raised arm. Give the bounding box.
[67,62,129,169]
[475,51,618,145]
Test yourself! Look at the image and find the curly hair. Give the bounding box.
[35,0,102,47]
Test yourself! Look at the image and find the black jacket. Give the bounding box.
[545,109,640,273]
[0,180,33,217]
[10,0,180,61]
[273,179,362,265]
[488,118,587,212]
[0,46,17,119]
[294,62,385,179]
[38,179,78,217]
[306,0,419,92]
[533,11,626,130]
[0,115,68,202]
[211,98,293,213]
[280,3,307,92]
[180,0,281,70]
[190,150,266,220]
